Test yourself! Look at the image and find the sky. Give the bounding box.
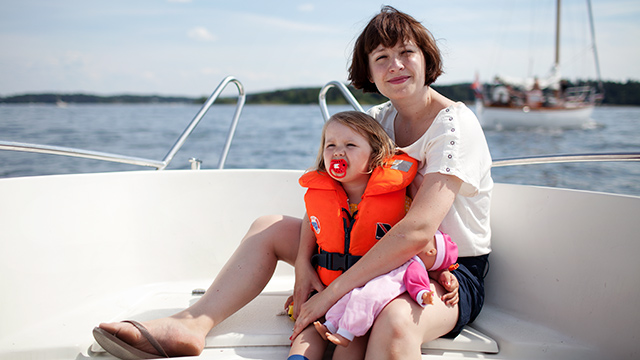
[1,0,638,97]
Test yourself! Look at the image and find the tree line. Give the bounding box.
[2,80,639,106]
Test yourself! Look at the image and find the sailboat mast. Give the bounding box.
[555,0,561,68]
[586,0,604,93]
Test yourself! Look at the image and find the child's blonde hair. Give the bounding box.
[314,111,396,173]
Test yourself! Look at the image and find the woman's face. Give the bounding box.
[323,121,373,185]
[367,40,426,101]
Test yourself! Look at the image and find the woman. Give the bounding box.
[94,6,492,360]
[292,6,492,358]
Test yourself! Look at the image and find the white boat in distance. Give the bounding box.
[474,0,603,130]
[1,77,639,360]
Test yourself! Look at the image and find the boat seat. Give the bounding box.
[92,287,498,355]
[207,292,498,354]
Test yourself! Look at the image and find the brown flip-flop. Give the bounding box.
[93,320,169,359]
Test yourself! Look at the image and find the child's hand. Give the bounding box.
[283,295,295,320]
[438,270,459,306]
[284,295,294,309]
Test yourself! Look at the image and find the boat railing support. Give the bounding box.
[0,76,246,170]
[161,76,245,170]
[318,81,365,121]
[564,86,594,105]
[492,152,640,167]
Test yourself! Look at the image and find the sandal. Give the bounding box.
[92,320,169,359]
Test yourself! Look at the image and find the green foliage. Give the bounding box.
[0,93,199,104]
[599,80,640,105]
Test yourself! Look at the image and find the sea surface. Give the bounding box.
[1,103,639,196]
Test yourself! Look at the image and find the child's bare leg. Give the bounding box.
[332,333,368,359]
[289,325,328,360]
[326,332,351,347]
[313,321,329,340]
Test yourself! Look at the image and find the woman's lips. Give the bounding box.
[388,76,410,84]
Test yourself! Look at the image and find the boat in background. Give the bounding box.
[475,0,604,129]
[1,77,639,359]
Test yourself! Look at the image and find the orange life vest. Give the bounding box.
[299,153,417,286]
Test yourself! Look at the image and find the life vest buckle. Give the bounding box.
[312,250,362,272]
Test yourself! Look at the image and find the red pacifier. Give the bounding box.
[329,159,348,179]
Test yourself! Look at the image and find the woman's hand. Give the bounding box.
[437,270,459,306]
[290,287,336,341]
[291,261,325,319]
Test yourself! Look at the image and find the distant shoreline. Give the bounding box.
[1,80,639,106]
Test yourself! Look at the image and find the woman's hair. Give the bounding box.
[313,111,395,173]
[349,5,443,93]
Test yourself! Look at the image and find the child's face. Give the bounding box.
[323,121,373,185]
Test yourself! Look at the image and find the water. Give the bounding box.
[1,103,639,196]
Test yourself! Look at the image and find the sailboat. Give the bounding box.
[474,0,604,129]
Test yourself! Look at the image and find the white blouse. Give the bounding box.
[368,101,493,257]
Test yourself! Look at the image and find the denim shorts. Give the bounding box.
[442,254,490,338]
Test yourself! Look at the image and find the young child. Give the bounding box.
[288,111,457,359]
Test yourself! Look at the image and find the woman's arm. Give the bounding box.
[291,172,462,338]
[291,214,325,318]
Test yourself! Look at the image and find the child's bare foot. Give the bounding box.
[326,332,351,347]
[422,291,435,305]
[313,321,329,340]
[98,316,206,357]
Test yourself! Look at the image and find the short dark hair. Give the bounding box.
[349,6,443,93]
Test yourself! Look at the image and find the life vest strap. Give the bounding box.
[312,249,362,272]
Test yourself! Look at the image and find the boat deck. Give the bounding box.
[86,275,497,359]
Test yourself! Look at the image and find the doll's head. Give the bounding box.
[418,230,458,271]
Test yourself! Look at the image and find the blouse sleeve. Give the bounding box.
[423,105,492,197]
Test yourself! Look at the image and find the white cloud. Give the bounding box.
[187,27,217,42]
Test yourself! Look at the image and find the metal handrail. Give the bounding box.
[0,76,246,170]
[0,141,166,169]
[162,76,245,169]
[318,81,365,121]
[492,152,640,167]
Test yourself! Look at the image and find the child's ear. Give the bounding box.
[426,248,437,256]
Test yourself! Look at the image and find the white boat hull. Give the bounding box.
[476,101,595,130]
[1,169,638,359]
